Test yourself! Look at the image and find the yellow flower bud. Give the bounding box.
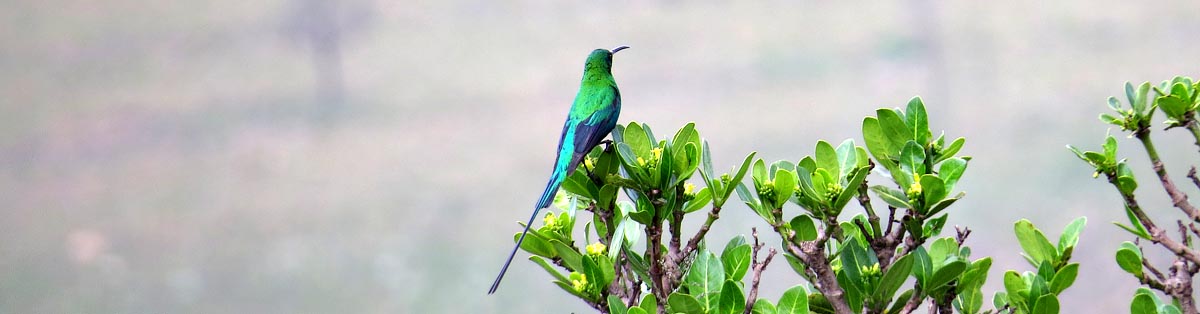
[684,183,696,196]
[570,272,589,292]
[651,147,663,160]
[543,212,557,228]
[637,157,647,167]
[584,157,597,170]
[586,242,607,256]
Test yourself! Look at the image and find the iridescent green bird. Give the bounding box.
[489,46,629,294]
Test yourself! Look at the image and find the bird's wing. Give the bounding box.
[568,87,620,169]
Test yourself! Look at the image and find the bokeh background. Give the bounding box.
[3,1,1199,313]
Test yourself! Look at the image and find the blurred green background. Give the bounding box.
[3,1,1199,313]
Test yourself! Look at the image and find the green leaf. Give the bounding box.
[515,230,557,258]
[1057,217,1086,254]
[871,185,911,209]
[921,174,947,209]
[958,258,993,290]
[1049,263,1078,294]
[530,256,569,282]
[1118,205,1152,240]
[683,187,713,213]
[686,251,725,304]
[836,139,858,180]
[777,285,810,314]
[1014,219,1057,267]
[1032,294,1059,314]
[752,159,768,186]
[928,260,966,291]
[719,280,745,314]
[782,252,807,276]
[1116,244,1144,277]
[609,295,629,314]
[701,140,715,178]
[791,215,819,241]
[862,117,896,169]
[1003,271,1026,304]
[722,236,753,282]
[639,293,658,314]
[834,167,868,210]
[623,122,651,160]
[627,307,646,314]
[957,289,984,314]
[993,292,1008,312]
[562,171,598,200]
[582,256,612,294]
[1117,163,1139,194]
[888,290,914,314]
[816,140,840,179]
[1130,293,1158,314]
[773,169,797,209]
[668,292,705,314]
[752,299,777,314]
[900,141,926,176]
[937,157,967,192]
[874,253,914,304]
[719,151,758,206]
[551,240,584,271]
[928,237,959,268]
[736,182,762,214]
[911,247,933,289]
[878,108,914,151]
[937,137,965,163]
[838,241,870,292]
[906,97,932,145]
[553,280,592,301]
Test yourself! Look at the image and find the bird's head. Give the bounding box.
[584,46,629,71]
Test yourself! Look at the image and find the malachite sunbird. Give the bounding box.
[489,46,629,294]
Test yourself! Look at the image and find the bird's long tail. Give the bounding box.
[488,173,566,294]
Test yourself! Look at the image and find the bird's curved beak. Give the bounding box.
[610,46,630,54]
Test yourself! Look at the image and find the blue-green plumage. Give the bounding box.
[490,46,628,294]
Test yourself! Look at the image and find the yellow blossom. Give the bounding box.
[586,242,607,256]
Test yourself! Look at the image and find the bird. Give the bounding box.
[489,46,629,294]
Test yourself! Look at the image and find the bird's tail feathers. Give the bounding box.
[489,174,564,294]
[534,172,566,210]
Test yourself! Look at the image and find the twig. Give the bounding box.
[1188,167,1200,191]
[955,226,972,246]
[744,228,778,314]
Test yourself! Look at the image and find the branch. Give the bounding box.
[771,212,852,314]
[744,228,777,314]
[898,287,924,314]
[1135,132,1200,223]
[685,206,722,259]
[1104,169,1200,265]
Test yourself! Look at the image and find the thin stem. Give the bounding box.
[1186,120,1200,154]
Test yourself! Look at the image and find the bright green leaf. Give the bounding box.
[1014,219,1057,267]
[777,285,810,314]
[1049,263,1078,294]
[668,292,704,314]
[1032,294,1059,314]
